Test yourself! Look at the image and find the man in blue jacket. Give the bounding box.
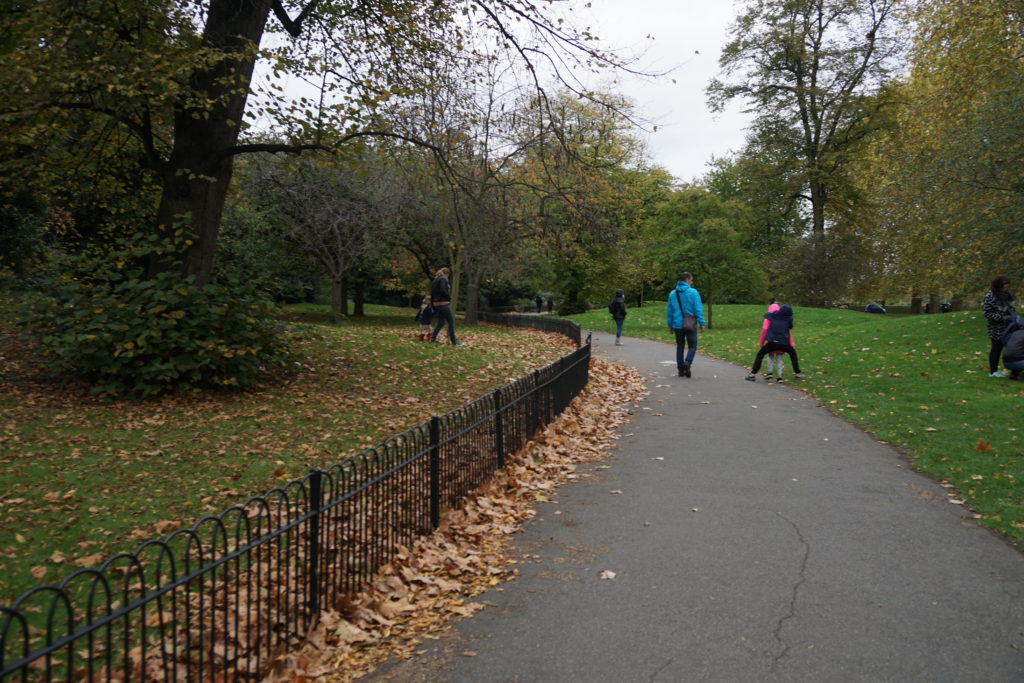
[666,272,706,377]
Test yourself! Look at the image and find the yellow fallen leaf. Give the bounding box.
[74,553,105,568]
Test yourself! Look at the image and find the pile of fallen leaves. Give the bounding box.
[263,356,647,682]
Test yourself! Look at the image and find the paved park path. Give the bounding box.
[368,331,1024,682]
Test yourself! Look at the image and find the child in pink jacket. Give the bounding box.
[759,302,794,382]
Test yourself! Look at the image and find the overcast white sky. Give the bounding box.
[579,0,751,183]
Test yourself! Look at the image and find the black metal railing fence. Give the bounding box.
[477,312,582,347]
[0,333,592,681]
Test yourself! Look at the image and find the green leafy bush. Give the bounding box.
[21,238,288,397]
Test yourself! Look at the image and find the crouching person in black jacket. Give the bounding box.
[1002,315,1024,380]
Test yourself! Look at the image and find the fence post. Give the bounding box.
[429,416,441,529]
[494,388,505,468]
[308,469,323,614]
[557,356,566,412]
[532,370,541,432]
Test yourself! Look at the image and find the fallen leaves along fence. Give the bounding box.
[477,312,582,347]
[0,332,591,681]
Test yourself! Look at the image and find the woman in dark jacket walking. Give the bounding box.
[609,289,627,345]
[983,275,1016,377]
[430,267,462,346]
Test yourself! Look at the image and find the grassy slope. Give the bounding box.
[0,302,574,603]
[572,302,1024,542]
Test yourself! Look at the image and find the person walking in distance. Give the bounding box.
[666,272,705,377]
[609,289,627,346]
[430,267,462,346]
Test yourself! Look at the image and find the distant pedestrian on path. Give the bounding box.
[1002,315,1024,380]
[609,289,627,346]
[546,296,553,314]
[666,272,705,377]
[430,267,462,346]
[535,294,543,313]
[759,301,794,382]
[746,304,804,381]
[984,275,1016,377]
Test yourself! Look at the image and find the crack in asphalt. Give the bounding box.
[767,511,810,671]
[648,655,676,682]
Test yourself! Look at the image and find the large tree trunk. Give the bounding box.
[354,282,365,316]
[151,0,274,286]
[449,267,461,315]
[330,277,345,323]
[809,177,827,237]
[464,270,480,324]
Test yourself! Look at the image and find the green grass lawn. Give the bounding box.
[0,301,574,603]
[571,302,1024,543]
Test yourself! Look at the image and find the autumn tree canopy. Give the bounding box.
[1,0,632,286]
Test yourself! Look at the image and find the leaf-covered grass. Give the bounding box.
[0,300,574,603]
[572,302,1024,543]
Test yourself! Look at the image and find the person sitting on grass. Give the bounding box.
[746,304,805,382]
[1002,315,1024,380]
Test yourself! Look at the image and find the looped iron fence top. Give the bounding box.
[1,319,591,681]
[477,312,582,348]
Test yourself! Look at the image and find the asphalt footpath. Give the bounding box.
[366,331,1024,682]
